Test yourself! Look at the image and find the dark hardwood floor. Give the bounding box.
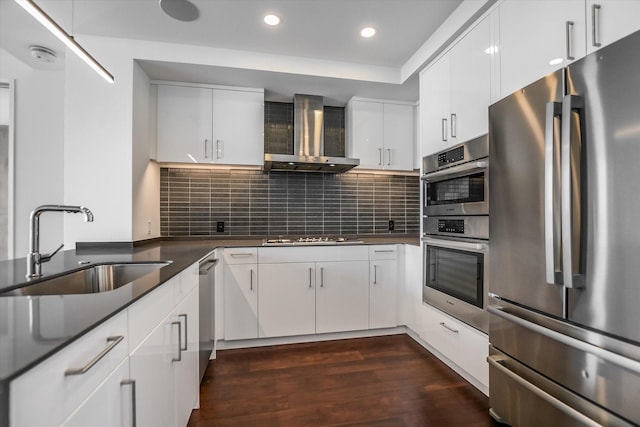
[188,334,501,427]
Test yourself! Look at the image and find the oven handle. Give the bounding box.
[421,160,487,182]
[422,237,488,251]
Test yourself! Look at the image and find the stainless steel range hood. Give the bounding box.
[264,94,360,173]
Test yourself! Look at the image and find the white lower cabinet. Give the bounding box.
[258,262,316,338]
[420,303,488,388]
[369,260,398,329]
[174,287,200,427]
[223,263,258,340]
[62,358,133,427]
[316,261,369,334]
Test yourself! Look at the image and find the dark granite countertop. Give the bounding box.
[0,235,418,388]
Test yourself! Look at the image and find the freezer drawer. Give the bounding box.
[488,347,632,427]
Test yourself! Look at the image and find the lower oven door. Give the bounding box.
[423,237,488,333]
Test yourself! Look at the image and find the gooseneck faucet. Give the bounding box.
[26,205,94,279]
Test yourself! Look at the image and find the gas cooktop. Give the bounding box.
[263,237,364,246]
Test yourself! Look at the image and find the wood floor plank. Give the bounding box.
[188,334,500,427]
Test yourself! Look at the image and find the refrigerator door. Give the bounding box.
[565,29,640,344]
[488,70,565,317]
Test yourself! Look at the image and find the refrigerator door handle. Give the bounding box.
[545,101,564,285]
[488,305,640,376]
[561,95,585,288]
[487,355,603,427]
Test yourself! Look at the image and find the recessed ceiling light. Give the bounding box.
[549,57,563,65]
[264,14,281,26]
[360,27,376,38]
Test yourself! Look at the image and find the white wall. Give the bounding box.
[132,61,160,241]
[0,48,65,257]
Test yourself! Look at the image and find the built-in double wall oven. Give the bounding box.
[422,134,489,333]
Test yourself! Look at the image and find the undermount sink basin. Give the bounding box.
[0,262,172,297]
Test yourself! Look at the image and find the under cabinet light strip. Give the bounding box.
[15,0,115,83]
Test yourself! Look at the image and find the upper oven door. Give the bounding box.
[422,160,488,216]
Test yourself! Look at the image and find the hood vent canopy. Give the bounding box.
[264,94,360,173]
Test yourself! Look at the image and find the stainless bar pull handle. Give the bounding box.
[216,140,222,159]
[250,269,254,291]
[387,148,391,166]
[320,267,324,287]
[544,101,563,285]
[373,265,378,285]
[378,148,383,166]
[120,379,137,427]
[309,267,312,288]
[374,249,395,253]
[592,4,602,47]
[450,113,457,138]
[64,335,124,376]
[171,321,182,362]
[487,356,602,427]
[441,118,448,141]
[561,95,584,288]
[566,21,575,60]
[179,314,188,351]
[230,253,253,257]
[204,139,209,159]
[439,322,459,334]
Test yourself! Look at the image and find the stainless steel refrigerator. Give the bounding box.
[488,29,640,426]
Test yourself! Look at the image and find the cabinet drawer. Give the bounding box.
[128,278,175,351]
[369,245,398,260]
[10,310,128,427]
[223,248,258,264]
[258,245,369,263]
[420,303,488,386]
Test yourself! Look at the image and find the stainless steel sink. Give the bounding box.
[0,262,171,297]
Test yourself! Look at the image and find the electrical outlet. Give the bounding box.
[216,221,225,232]
[388,220,395,231]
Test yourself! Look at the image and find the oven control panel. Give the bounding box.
[438,146,464,166]
[438,219,465,234]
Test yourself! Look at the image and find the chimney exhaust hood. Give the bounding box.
[264,94,360,173]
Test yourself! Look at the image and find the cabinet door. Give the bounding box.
[211,89,264,165]
[316,261,369,333]
[419,54,451,157]
[62,359,133,427]
[499,0,586,98]
[370,260,398,329]
[258,263,316,338]
[383,104,414,171]
[157,85,212,163]
[174,287,199,427]
[586,0,640,54]
[449,17,491,144]
[223,264,258,340]
[349,100,385,169]
[129,312,177,427]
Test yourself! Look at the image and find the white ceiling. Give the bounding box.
[0,0,470,103]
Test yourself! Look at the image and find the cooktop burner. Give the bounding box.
[263,236,364,246]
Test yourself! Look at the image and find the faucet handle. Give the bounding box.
[41,243,64,263]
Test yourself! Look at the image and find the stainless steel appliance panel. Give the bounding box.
[423,215,488,240]
[488,346,633,427]
[488,70,565,318]
[564,30,640,343]
[489,301,640,425]
[198,256,217,382]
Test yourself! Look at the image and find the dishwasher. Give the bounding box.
[198,256,218,382]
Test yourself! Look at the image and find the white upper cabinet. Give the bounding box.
[347,99,415,171]
[585,0,640,54]
[498,0,586,98]
[420,16,491,156]
[156,83,264,165]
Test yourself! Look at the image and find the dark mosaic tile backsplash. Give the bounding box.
[160,168,419,237]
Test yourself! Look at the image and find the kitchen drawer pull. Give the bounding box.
[309,267,313,288]
[592,4,602,48]
[320,267,324,287]
[441,118,448,141]
[387,148,391,166]
[451,113,457,138]
[120,379,137,427]
[439,322,459,334]
[179,314,188,351]
[216,140,223,159]
[373,265,378,285]
[204,139,209,159]
[250,269,254,291]
[378,148,383,166]
[229,252,253,257]
[64,335,124,376]
[171,321,182,362]
[374,249,395,253]
[566,21,575,60]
